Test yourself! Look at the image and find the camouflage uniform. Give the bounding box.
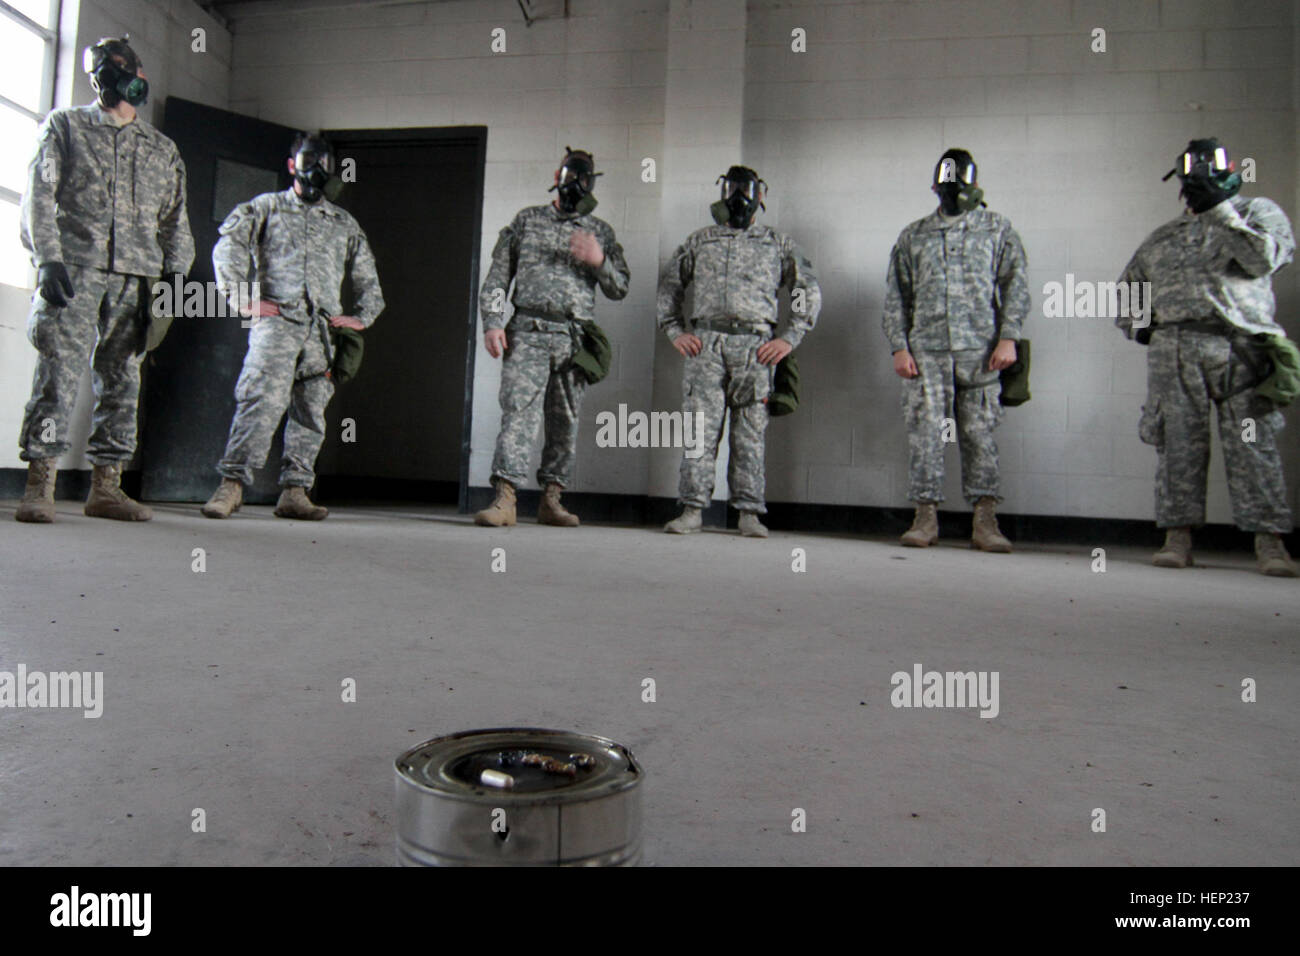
[883,207,1029,504]
[479,203,629,488]
[658,223,821,513]
[213,188,384,487]
[17,104,194,463]
[1118,196,1295,533]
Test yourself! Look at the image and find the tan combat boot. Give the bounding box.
[971,496,1011,553]
[738,512,769,538]
[900,502,939,548]
[274,485,328,520]
[1152,527,1193,568]
[537,482,579,527]
[84,462,152,521]
[474,478,516,527]
[201,478,243,519]
[1255,533,1298,578]
[15,458,57,523]
[664,506,702,534]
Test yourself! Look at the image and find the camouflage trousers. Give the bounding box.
[901,348,1002,504]
[1141,327,1291,533]
[218,314,334,488]
[19,264,150,464]
[491,327,585,488]
[678,330,773,514]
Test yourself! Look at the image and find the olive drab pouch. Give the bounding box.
[1255,333,1300,407]
[571,320,612,385]
[999,338,1031,406]
[329,326,365,385]
[767,353,800,416]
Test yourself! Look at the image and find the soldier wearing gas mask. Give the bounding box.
[658,166,821,537]
[474,147,630,528]
[883,148,1029,552]
[1117,138,1296,576]
[201,134,385,521]
[14,36,194,523]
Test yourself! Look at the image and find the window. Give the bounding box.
[0,0,59,289]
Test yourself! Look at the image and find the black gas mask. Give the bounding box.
[292,137,340,204]
[550,147,600,216]
[710,166,766,228]
[1163,138,1241,214]
[84,37,149,109]
[933,149,984,215]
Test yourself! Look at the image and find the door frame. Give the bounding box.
[322,125,487,514]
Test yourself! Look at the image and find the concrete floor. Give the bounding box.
[0,499,1297,866]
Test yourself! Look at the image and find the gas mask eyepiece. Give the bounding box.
[291,135,338,204]
[1163,138,1241,213]
[550,147,601,215]
[84,37,149,109]
[933,149,983,215]
[710,166,766,227]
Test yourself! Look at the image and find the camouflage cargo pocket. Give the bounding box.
[1138,399,1163,447]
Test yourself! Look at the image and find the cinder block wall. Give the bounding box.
[741,0,1297,521]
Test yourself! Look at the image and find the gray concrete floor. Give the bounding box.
[0,499,1297,866]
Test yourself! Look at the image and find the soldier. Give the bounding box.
[659,166,821,538]
[201,134,385,521]
[14,36,194,523]
[474,147,630,528]
[883,148,1028,552]
[1117,138,1296,576]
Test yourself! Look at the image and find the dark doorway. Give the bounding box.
[315,127,486,510]
[140,97,298,503]
[139,99,486,510]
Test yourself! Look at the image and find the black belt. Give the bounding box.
[693,318,770,335]
[1155,319,1232,337]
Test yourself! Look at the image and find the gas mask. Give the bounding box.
[292,138,341,204]
[933,149,984,215]
[710,166,766,228]
[1163,138,1241,214]
[84,37,149,109]
[550,147,600,216]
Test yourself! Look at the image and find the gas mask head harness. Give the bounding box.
[1162,138,1241,214]
[550,147,601,215]
[84,36,148,109]
[290,134,341,204]
[933,148,984,215]
[711,166,766,228]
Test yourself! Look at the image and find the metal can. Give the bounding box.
[394,727,643,866]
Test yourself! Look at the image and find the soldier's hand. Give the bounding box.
[757,338,792,366]
[988,338,1017,372]
[672,333,703,358]
[328,315,364,330]
[484,329,507,359]
[36,262,74,308]
[892,349,918,378]
[244,299,281,318]
[569,230,605,268]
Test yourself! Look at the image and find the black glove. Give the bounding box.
[36,262,75,308]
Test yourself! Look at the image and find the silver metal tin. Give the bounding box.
[394,727,643,867]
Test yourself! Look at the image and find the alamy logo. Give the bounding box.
[50,886,150,936]
[890,663,1000,718]
[151,277,261,319]
[1042,273,1151,327]
[595,404,707,459]
[0,666,103,718]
